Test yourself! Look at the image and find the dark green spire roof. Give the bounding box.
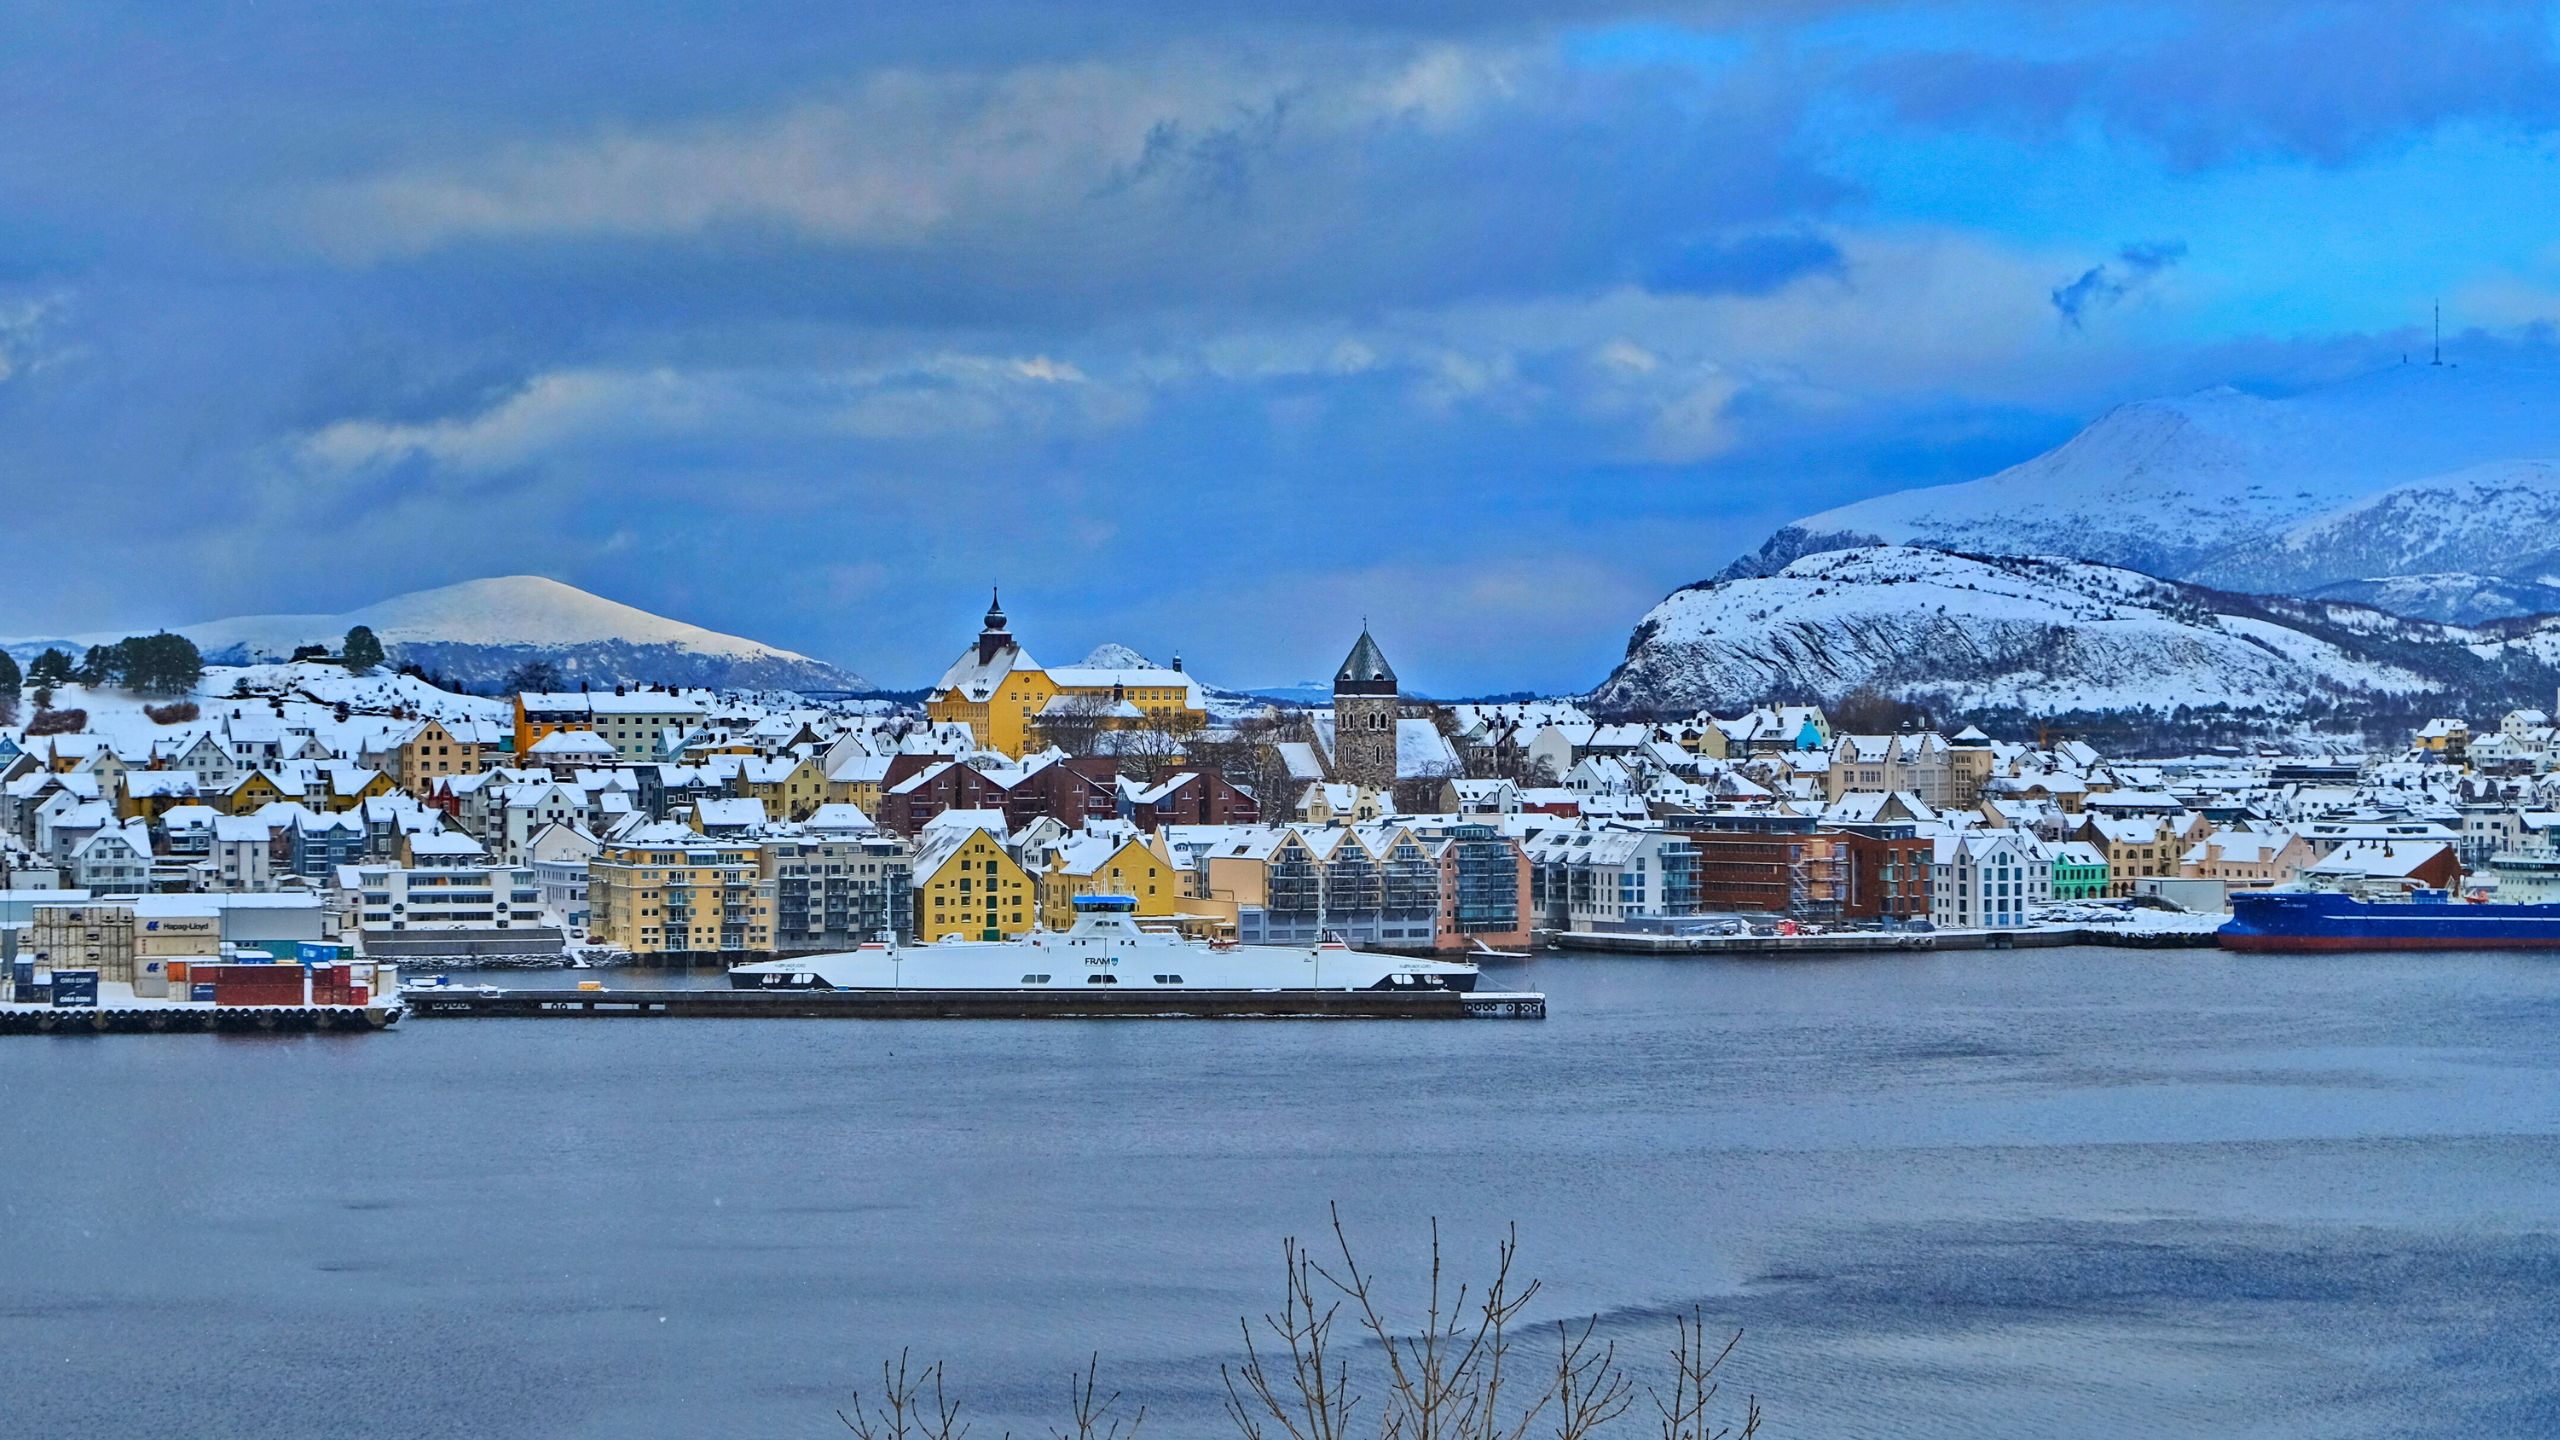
[1335,628,1397,693]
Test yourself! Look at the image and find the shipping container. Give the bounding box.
[51,970,99,1007]
[348,984,369,1006]
[190,982,218,1003]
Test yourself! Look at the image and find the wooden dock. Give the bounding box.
[404,986,1547,1021]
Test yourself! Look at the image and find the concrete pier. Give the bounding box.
[404,986,1547,1020]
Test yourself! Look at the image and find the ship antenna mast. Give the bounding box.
[2433,299,2442,366]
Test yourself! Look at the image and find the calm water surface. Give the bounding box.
[9,948,2560,1438]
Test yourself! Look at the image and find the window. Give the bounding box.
[1020,973,1051,984]
[1085,973,1119,985]
[1153,974,1186,984]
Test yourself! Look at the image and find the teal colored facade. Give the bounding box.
[2052,854,2109,900]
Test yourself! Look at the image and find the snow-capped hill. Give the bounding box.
[14,576,870,693]
[1077,642,1156,669]
[1730,365,2560,610]
[1592,545,2541,721]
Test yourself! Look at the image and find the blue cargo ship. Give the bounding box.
[2221,889,2560,951]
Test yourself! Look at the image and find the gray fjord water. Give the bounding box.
[7,947,2560,1438]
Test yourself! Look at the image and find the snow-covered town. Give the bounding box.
[8,586,2555,983]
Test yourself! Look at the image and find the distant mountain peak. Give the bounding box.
[1078,642,1157,669]
[13,576,871,693]
[1734,362,2560,621]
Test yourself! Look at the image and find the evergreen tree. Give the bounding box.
[27,648,70,688]
[0,649,18,702]
[123,632,204,697]
[73,642,124,687]
[342,625,386,673]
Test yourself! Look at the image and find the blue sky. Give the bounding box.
[7,1,2560,694]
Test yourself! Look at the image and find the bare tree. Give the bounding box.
[840,1350,970,1440]
[1033,693,1121,757]
[1105,708,1206,785]
[851,1213,1755,1440]
[1054,1354,1145,1440]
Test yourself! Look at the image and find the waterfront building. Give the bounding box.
[911,811,1036,942]
[588,824,776,959]
[761,833,913,949]
[1523,824,1703,932]
[1038,830,1178,929]
[341,862,542,933]
[2049,841,2111,899]
[1929,830,2050,929]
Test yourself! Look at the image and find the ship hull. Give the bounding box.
[728,902,1481,993]
[2221,891,2560,952]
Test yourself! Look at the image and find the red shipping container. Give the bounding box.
[349,985,369,1006]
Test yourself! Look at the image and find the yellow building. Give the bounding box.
[822,754,890,816]
[924,592,1205,757]
[392,718,486,789]
[1040,832,1179,929]
[588,825,776,958]
[321,766,396,812]
[732,755,829,821]
[913,817,1035,942]
[225,771,289,815]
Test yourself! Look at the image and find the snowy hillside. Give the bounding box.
[1733,365,2560,612]
[9,576,869,693]
[2305,572,2560,626]
[2197,460,2560,599]
[1592,545,2549,720]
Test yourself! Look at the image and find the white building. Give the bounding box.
[341,863,543,933]
[1930,830,2050,929]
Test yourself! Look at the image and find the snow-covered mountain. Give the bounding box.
[1076,643,1156,669]
[9,576,869,693]
[2196,459,2560,599]
[1592,545,2552,723]
[1731,365,2560,613]
[2304,572,2560,626]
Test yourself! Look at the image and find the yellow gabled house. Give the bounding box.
[225,770,290,815]
[1039,830,1178,930]
[913,812,1036,943]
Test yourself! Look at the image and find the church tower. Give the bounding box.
[1332,626,1400,791]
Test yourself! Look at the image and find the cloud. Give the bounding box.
[1858,3,2560,171]
[2050,240,2187,331]
[296,41,1846,323]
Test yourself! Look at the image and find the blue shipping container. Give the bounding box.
[52,970,98,1008]
[191,982,218,1003]
[297,942,343,963]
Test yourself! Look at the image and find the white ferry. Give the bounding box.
[728,894,1479,993]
